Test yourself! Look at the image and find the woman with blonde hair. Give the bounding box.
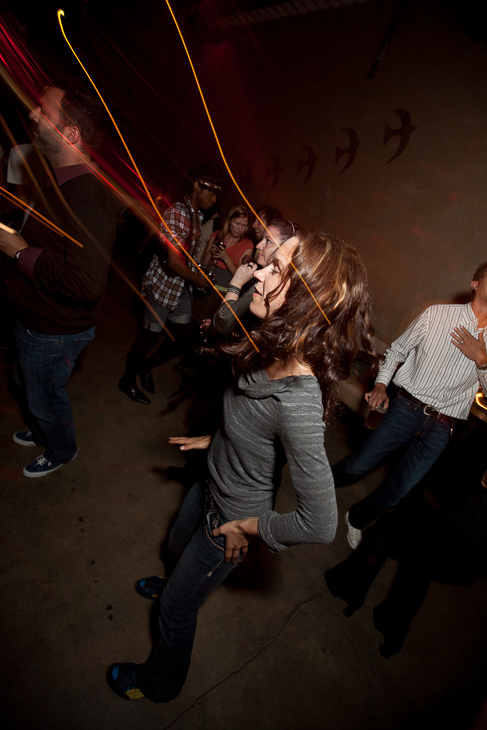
[202,204,253,291]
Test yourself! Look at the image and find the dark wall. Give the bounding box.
[187,0,487,340]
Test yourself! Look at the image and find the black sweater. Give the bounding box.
[6,166,117,334]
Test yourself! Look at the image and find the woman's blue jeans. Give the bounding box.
[139,481,240,702]
[14,321,95,463]
[333,390,453,529]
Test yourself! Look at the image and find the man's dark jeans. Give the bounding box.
[14,321,95,463]
[333,390,452,529]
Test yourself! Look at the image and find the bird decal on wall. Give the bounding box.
[383,109,417,163]
[265,155,282,192]
[297,145,318,184]
[335,128,361,173]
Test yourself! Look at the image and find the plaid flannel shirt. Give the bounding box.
[141,196,203,311]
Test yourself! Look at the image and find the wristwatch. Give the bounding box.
[478,361,487,371]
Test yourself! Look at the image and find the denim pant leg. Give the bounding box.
[139,482,239,701]
[349,409,451,529]
[332,392,425,486]
[14,322,95,463]
[167,285,192,325]
[164,481,208,574]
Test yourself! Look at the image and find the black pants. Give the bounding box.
[123,322,197,381]
[326,494,487,656]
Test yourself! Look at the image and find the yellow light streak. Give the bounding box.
[0,186,84,248]
[164,0,331,326]
[0,61,175,335]
[57,8,259,350]
[475,391,487,411]
[57,9,160,224]
[0,186,178,338]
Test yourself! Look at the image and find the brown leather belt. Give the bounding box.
[400,389,455,432]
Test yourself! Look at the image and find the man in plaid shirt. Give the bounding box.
[119,162,222,404]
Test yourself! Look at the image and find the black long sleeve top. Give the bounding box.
[6,164,117,334]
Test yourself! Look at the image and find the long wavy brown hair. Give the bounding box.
[222,228,379,422]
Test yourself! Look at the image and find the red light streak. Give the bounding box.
[0,18,50,100]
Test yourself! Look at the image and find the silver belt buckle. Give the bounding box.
[424,404,453,436]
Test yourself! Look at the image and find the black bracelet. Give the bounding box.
[227,285,241,296]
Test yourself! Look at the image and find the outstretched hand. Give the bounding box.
[451,327,487,367]
[212,516,260,563]
[168,435,212,451]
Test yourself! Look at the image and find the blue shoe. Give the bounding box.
[23,450,78,478]
[134,576,166,600]
[106,663,145,700]
[13,430,38,447]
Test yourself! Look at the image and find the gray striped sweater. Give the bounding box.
[208,369,337,551]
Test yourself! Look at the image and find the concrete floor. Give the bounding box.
[1,262,487,730]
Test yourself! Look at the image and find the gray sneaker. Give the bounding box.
[345,511,362,550]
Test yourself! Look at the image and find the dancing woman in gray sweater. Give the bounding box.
[107,228,377,702]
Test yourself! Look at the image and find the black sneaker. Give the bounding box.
[134,576,166,600]
[13,430,37,447]
[106,663,145,700]
[23,450,78,478]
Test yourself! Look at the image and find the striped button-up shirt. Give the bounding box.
[375,303,487,419]
[141,196,202,311]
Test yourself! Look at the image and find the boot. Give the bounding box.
[118,376,150,405]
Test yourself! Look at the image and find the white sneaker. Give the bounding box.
[345,511,362,550]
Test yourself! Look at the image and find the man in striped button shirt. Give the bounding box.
[334,261,487,549]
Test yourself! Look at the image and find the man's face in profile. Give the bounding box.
[30,87,67,160]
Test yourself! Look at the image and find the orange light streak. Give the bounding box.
[475,391,487,411]
[0,188,175,339]
[0,186,84,248]
[0,23,175,337]
[57,8,259,349]
[164,1,330,326]
[57,10,160,225]
[56,11,200,270]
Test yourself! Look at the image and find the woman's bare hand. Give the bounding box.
[230,262,257,289]
[212,516,259,563]
[214,249,231,266]
[168,435,212,451]
[210,242,225,259]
